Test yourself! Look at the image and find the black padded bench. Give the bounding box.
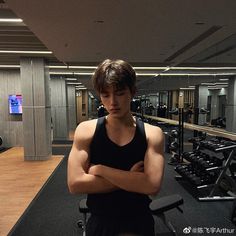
[78,194,184,236]
[77,198,90,234]
[150,194,184,235]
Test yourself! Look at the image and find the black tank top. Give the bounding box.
[87,116,152,217]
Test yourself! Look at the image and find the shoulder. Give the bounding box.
[74,119,98,144]
[144,122,164,143]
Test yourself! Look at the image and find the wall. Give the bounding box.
[0,70,23,147]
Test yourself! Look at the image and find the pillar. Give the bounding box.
[210,90,219,120]
[67,85,77,131]
[20,57,51,161]
[225,77,236,132]
[50,78,69,140]
[194,85,209,125]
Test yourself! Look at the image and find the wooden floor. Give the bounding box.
[0,147,63,236]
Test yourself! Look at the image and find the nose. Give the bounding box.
[110,94,118,105]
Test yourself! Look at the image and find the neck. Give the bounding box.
[106,112,134,127]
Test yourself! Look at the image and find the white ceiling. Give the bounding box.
[2,0,236,93]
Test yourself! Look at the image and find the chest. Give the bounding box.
[106,126,136,147]
[90,126,147,170]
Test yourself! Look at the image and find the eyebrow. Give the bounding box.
[101,85,127,92]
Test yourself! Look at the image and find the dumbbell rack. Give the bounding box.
[168,108,184,164]
[176,140,236,201]
[197,142,236,201]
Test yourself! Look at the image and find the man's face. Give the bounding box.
[100,85,133,118]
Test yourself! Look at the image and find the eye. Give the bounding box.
[116,90,125,96]
[101,93,109,98]
[117,92,125,96]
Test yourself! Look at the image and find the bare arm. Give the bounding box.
[88,124,165,195]
[67,121,119,194]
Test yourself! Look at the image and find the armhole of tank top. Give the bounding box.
[91,117,105,141]
[135,117,147,144]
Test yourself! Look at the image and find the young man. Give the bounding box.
[67,59,164,236]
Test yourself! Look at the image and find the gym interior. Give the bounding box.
[1,1,236,235]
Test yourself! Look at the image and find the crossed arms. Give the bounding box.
[67,121,165,195]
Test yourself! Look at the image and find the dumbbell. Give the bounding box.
[188,137,202,144]
[198,157,223,170]
[175,165,203,186]
[175,165,190,176]
[169,141,179,152]
[222,140,236,146]
[207,170,220,183]
[170,129,179,138]
[192,171,215,186]
[183,152,198,163]
[189,174,202,186]
[190,155,203,165]
[182,169,203,186]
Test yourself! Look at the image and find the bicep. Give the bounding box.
[67,142,90,183]
[144,130,165,185]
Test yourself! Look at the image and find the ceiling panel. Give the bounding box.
[1,0,236,92]
[5,0,236,66]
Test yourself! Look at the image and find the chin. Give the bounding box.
[108,111,121,116]
[110,111,130,118]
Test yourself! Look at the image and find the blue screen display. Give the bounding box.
[8,95,23,114]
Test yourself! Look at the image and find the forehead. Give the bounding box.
[100,84,128,93]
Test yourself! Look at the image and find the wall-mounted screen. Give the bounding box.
[8,94,23,114]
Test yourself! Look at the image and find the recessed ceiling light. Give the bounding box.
[136,73,158,76]
[76,87,87,90]
[180,87,195,90]
[0,18,23,22]
[0,50,52,54]
[201,83,215,85]
[0,65,20,68]
[94,20,104,23]
[66,78,77,81]
[133,67,166,70]
[195,21,205,25]
[67,82,82,85]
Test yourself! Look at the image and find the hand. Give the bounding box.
[88,164,102,176]
[130,161,144,172]
[88,164,97,175]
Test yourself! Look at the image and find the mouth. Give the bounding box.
[110,108,120,112]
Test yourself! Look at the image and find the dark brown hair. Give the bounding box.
[92,59,136,94]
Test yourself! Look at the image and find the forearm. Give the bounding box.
[68,173,119,194]
[91,165,160,195]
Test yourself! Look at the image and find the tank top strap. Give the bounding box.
[135,116,147,143]
[93,116,106,138]
[97,116,106,126]
[94,116,147,144]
